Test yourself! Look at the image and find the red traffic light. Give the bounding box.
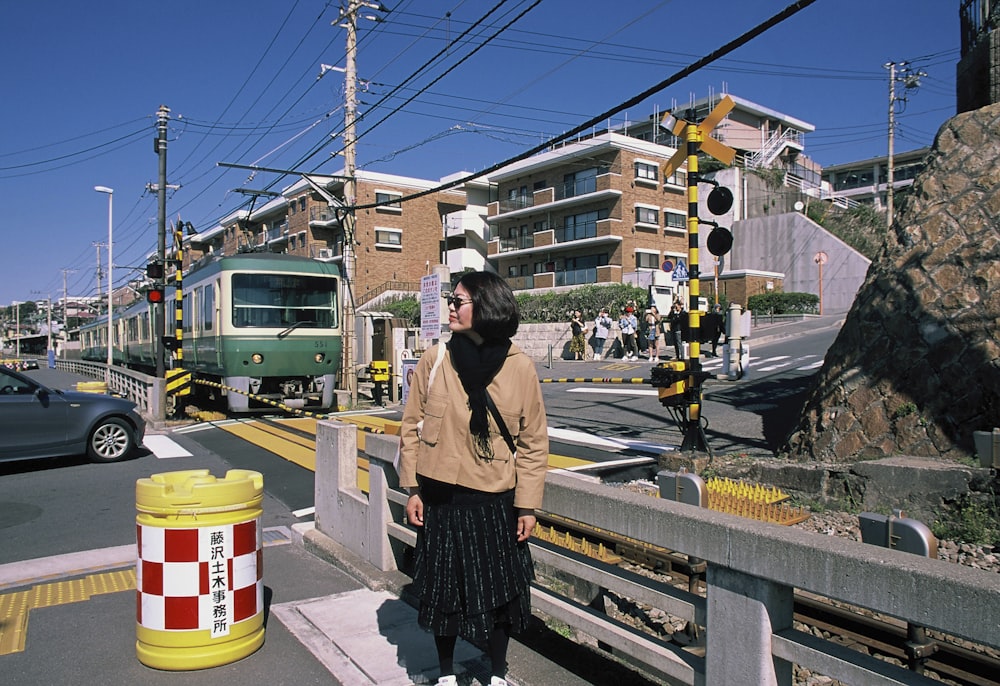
[146,288,165,304]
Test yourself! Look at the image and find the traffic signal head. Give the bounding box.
[146,287,165,304]
[146,262,164,279]
[707,226,734,257]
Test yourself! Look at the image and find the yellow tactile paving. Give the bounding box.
[0,569,136,655]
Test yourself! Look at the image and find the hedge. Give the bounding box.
[746,291,819,315]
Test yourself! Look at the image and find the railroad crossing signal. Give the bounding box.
[657,95,739,456]
[661,95,737,178]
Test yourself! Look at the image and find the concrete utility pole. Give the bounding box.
[154,104,170,378]
[93,242,105,302]
[335,0,384,406]
[60,268,75,359]
[884,61,927,230]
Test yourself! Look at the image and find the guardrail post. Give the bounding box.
[706,566,794,686]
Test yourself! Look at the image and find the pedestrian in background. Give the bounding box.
[704,303,726,357]
[592,308,613,360]
[643,306,661,362]
[400,271,549,686]
[618,306,639,360]
[568,310,586,360]
[666,301,685,360]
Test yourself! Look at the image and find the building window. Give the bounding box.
[666,169,687,188]
[664,210,686,232]
[375,228,402,248]
[635,205,659,226]
[636,251,660,270]
[375,191,402,211]
[634,161,658,184]
[299,198,306,212]
[533,219,549,233]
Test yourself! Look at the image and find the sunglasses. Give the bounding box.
[446,295,473,309]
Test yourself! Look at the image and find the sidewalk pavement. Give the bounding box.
[1,522,640,686]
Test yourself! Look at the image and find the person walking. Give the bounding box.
[618,307,639,360]
[705,303,726,357]
[643,306,661,362]
[568,310,586,360]
[399,271,549,686]
[666,301,685,360]
[592,308,613,360]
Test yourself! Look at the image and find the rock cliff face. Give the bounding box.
[784,103,1000,462]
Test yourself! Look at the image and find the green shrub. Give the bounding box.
[747,291,819,315]
[931,496,1000,545]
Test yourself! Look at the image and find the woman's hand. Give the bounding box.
[406,492,424,526]
[516,512,536,542]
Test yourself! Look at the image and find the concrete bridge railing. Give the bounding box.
[55,360,166,422]
[310,420,1000,686]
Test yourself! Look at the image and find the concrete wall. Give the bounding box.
[726,212,870,314]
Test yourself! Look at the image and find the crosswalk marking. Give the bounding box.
[143,434,192,458]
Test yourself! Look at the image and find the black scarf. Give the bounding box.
[448,333,511,460]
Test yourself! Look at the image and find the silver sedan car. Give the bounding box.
[0,365,146,463]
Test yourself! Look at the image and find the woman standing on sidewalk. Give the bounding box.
[568,310,586,360]
[399,271,549,686]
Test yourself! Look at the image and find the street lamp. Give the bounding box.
[95,186,113,383]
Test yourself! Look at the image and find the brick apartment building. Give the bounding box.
[184,170,467,304]
[484,132,691,297]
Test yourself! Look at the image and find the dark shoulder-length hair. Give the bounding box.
[455,271,519,340]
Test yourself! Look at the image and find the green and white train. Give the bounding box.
[81,253,342,412]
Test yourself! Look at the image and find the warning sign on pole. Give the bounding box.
[420,273,441,341]
[672,259,689,282]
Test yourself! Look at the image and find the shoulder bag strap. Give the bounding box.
[484,390,517,456]
[426,341,447,393]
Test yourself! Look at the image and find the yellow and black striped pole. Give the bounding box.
[681,119,708,453]
[173,225,183,366]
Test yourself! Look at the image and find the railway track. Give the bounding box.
[535,511,1000,686]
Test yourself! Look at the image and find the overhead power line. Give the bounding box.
[350,0,821,212]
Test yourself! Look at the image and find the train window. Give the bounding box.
[231,273,338,329]
[203,284,214,331]
[183,293,192,334]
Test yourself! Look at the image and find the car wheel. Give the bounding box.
[87,417,135,462]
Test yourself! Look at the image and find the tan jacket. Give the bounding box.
[398,342,549,510]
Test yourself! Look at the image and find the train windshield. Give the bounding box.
[231,273,339,329]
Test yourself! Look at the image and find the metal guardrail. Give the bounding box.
[316,423,1000,686]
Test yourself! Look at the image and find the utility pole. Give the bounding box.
[93,242,105,303]
[884,61,927,229]
[31,291,53,367]
[335,1,385,406]
[61,268,75,359]
[154,104,170,378]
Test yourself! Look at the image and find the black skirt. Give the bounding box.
[411,477,535,641]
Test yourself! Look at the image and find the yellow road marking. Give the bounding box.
[0,569,136,656]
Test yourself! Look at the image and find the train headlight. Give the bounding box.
[251,353,264,364]
[314,353,325,363]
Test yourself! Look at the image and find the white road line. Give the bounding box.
[143,434,193,458]
[567,387,659,396]
[800,360,824,370]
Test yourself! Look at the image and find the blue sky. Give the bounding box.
[0,0,959,309]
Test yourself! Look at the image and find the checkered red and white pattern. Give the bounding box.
[137,519,263,638]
